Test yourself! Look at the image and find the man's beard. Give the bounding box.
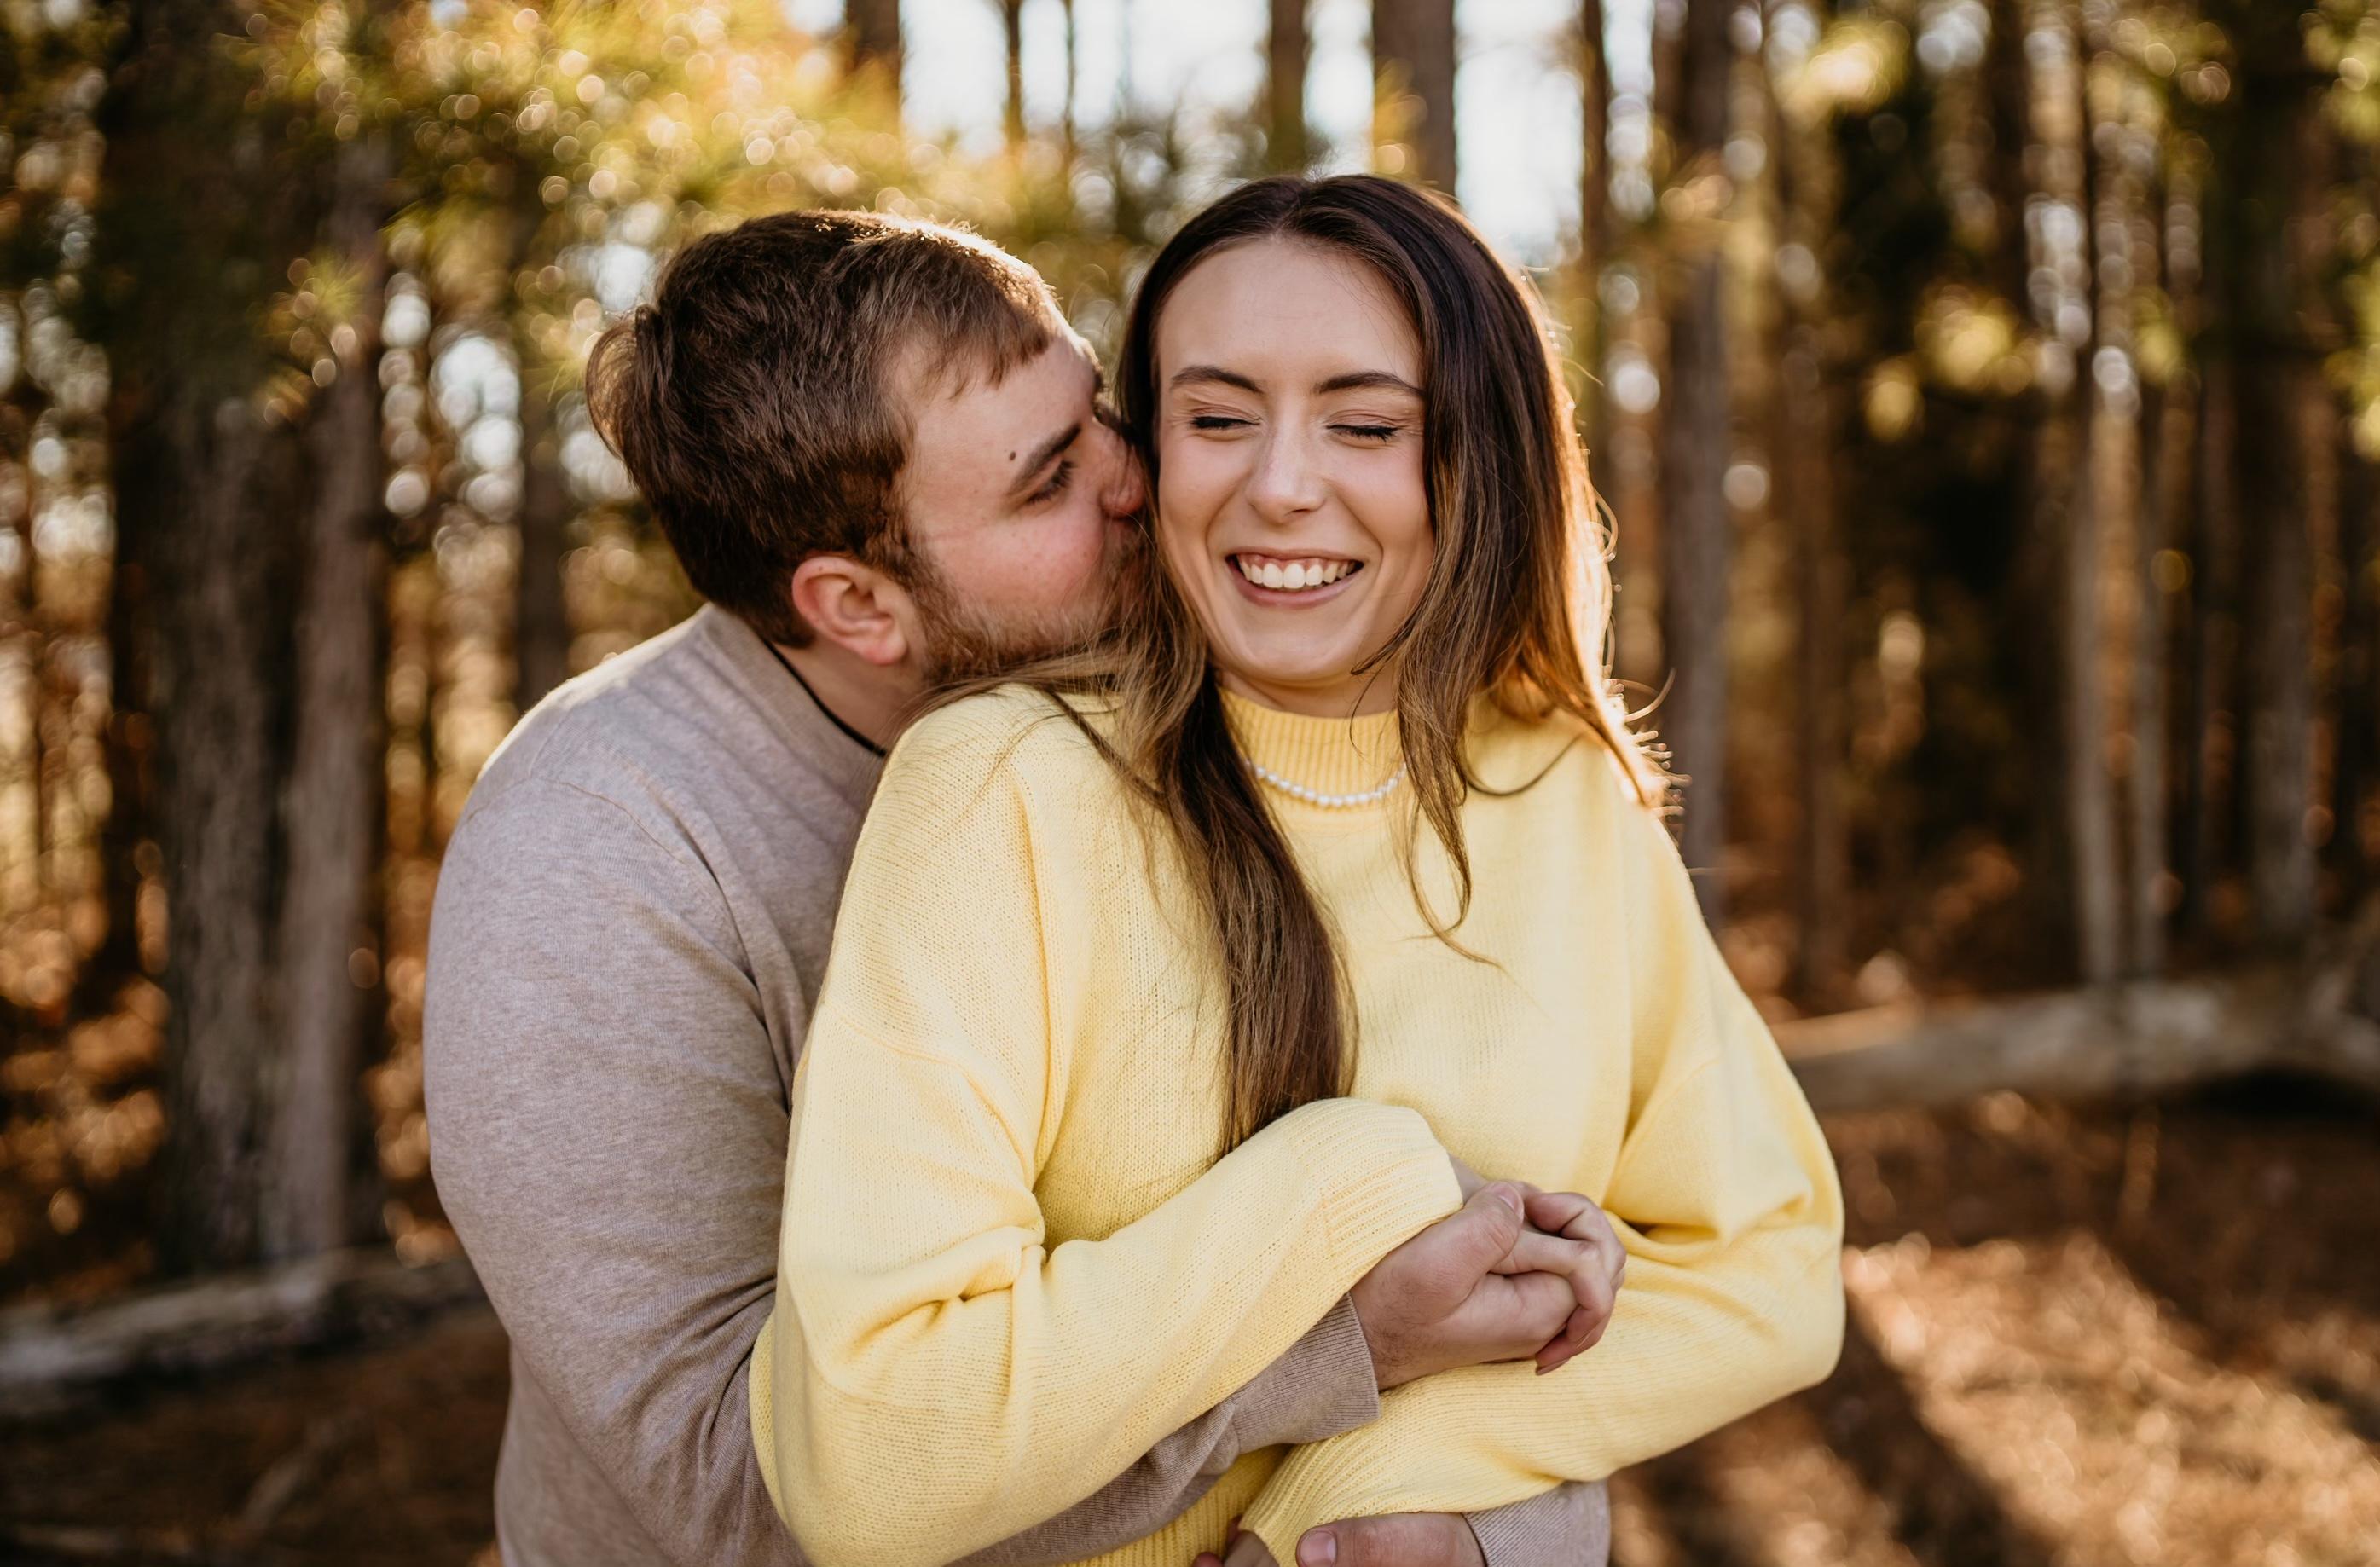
[906,523,1146,686]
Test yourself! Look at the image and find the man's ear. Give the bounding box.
[790,555,915,668]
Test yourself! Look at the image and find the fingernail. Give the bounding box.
[1300,1529,1339,1565]
[1494,1185,1523,1217]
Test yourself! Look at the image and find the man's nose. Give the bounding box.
[1100,438,1149,519]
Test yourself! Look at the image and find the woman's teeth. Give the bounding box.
[1234,555,1356,592]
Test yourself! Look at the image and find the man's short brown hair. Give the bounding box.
[586,210,1062,645]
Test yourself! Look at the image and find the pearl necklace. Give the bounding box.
[1247,758,1409,810]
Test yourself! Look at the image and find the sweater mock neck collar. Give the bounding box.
[1219,687,1406,805]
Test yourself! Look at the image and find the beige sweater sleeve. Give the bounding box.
[426,775,1393,1567]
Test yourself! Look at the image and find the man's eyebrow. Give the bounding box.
[1168,364,1262,394]
[1009,421,1081,495]
[1314,370,1423,397]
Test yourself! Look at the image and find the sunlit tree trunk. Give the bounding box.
[1577,0,1610,454]
[2063,12,2118,985]
[1655,0,1730,920]
[999,0,1025,150]
[100,0,311,1272]
[2128,166,2196,979]
[266,127,393,1261]
[847,0,901,109]
[1268,0,1309,173]
[1371,0,1456,190]
[1060,0,1078,162]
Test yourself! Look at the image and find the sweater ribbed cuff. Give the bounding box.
[1271,1099,1462,1282]
[1224,1296,1380,1451]
[1468,1483,1614,1567]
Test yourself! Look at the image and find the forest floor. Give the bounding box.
[2,1081,2377,1567]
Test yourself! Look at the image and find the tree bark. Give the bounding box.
[999,0,1025,150]
[509,162,572,717]
[2064,22,2119,984]
[2232,31,2324,950]
[2128,370,2177,978]
[1655,0,1731,922]
[2338,438,2375,901]
[513,386,570,712]
[1060,0,1077,162]
[2182,356,2238,936]
[99,0,318,1274]
[1371,0,1456,191]
[1577,0,1611,456]
[1267,0,1309,173]
[846,0,902,107]
[263,130,393,1263]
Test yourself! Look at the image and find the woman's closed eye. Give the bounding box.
[1189,413,1254,433]
[1332,421,1402,442]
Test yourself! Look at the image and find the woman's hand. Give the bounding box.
[1368,1160,1624,1381]
[1506,1188,1625,1373]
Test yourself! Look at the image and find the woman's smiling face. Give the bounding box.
[1152,237,1433,717]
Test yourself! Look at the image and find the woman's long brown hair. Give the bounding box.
[953,175,1655,1152]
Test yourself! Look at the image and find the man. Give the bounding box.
[424,210,1610,1567]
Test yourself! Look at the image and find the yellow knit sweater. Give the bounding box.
[754,686,1844,1567]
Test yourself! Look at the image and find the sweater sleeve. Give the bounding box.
[757,701,1464,1567]
[1237,772,1846,1559]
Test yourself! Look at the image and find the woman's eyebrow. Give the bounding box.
[1168,364,1261,393]
[1314,370,1422,397]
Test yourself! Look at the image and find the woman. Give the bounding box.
[756,176,1845,1567]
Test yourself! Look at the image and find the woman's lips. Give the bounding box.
[1225,552,1364,605]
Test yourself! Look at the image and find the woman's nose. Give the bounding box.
[1246,430,1323,522]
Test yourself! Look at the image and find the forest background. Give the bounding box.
[0,2,2376,1564]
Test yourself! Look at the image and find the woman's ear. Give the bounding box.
[789,555,916,668]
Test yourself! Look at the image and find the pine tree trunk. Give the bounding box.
[1000,0,1025,149]
[263,129,393,1262]
[2128,371,2176,979]
[2064,16,2120,984]
[514,391,570,714]
[1787,336,1847,1002]
[847,0,901,106]
[1765,8,1844,1003]
[1060,0,1077,162]
[1371,0,1456,190]
[2337,441,2375,899]
[2232,23,2323,949]
[1578,0,1611,455]
[100,0,312,1273]
[2183,356,2240,936]
[117,338,298,1271]
[1268,0,1309,173]
[1655,0,1731,921]
[509,166,571,716]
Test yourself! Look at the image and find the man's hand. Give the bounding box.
[1193,1513,1485,1567]
[1350,1180,1622,1389]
